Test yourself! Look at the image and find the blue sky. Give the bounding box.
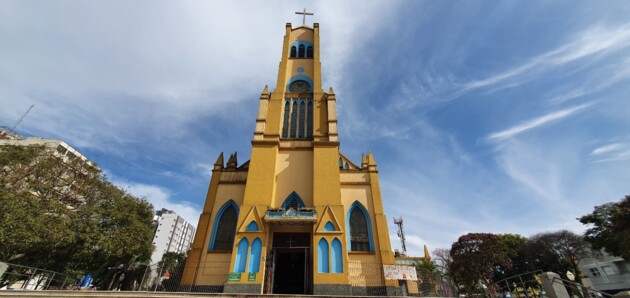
[2,1,630,256]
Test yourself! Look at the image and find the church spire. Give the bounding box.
[226,152,238,170]
[213,152,224,171]
[367,151,378,172]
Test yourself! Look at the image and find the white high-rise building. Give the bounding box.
[150,208,196,265]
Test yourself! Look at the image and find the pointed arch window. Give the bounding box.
[289,100,298,138]
[210,201,238,251]
[281,192,305,210]
[248,238,262,273]
[318,238,330,273]
[234,238,249,273]
[332,238,343,273]
[306,101,313,137]
[347,202,373,252]
[298,44,305,57]
[246,221,259,231]
[290,46,297,58]
[281,99,313,140]
[282,100,291,138]
[306,46,313,58]
[298,100,306,138]
[324,221,336,231]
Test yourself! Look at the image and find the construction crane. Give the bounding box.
[11,104,34,132]
[394,217,407,256]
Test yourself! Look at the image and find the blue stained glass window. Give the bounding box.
[318,238,329,273]
[248,238,262,273]
[234,238,249,273]
[332,238,343,273]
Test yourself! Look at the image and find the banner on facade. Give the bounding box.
[383,265,418,281]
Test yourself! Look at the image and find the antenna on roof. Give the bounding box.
[394,217,407,256]
[11,104,34,132]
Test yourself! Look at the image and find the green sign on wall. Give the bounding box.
[248,272,256,281]
[228,272,241,281]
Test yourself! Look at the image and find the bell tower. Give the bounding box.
[253,22,336,143]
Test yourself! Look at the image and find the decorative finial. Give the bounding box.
[295,8,314,26]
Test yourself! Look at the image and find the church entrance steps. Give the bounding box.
[0,290,454,298]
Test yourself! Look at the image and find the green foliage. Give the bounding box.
[158,252,186,273]
[416,259,438,272]
[521,230,588,283]
[449,233,511,296]
[494,234,528,282]
[158,252,187,290]
[579,195,630,260]
[0,144,154,284]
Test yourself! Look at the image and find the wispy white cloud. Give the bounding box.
[487,103,593,142]
[548,89,587,105]
[111,178,201,228]
[544,25,630,65]
[590,143,625,155]
[590,142,630,163]
[495,140,564,202]
[462,24,630,93]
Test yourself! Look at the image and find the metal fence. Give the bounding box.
[494,270,544,297]
[0,260,455,296]
[414,269,457,297]
[0,262,73,290]
[550,276,613,298]
[347,260,388,296]
[136,263,223,293]
[493,271,613,298]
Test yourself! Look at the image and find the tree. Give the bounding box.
[157,252,187,275]
[449,233,511,296]
[0,144,154,287]
[157,252,187,291]
[494,234,528,282]
[0,145,84,267]
[522,230,588,283]
[432,248,452,275]
[579,195,630,260]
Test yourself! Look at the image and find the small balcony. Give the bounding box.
[264,207,317,226]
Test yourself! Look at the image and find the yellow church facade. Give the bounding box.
[181,22,400,296]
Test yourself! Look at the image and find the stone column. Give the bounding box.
[538,272,570,298]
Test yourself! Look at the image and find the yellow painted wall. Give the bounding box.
[313,146,341,205]
[274,150,313,207]
[188,182,246,286]
[288,28,314,44]
[242,145,279,206]
[194,253,232,285]
[340,172,370,183]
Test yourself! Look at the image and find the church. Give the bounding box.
[181,20,400,296]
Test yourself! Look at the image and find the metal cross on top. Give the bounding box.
[295,8,314,26]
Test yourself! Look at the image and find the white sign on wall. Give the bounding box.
[383,265,418,281]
